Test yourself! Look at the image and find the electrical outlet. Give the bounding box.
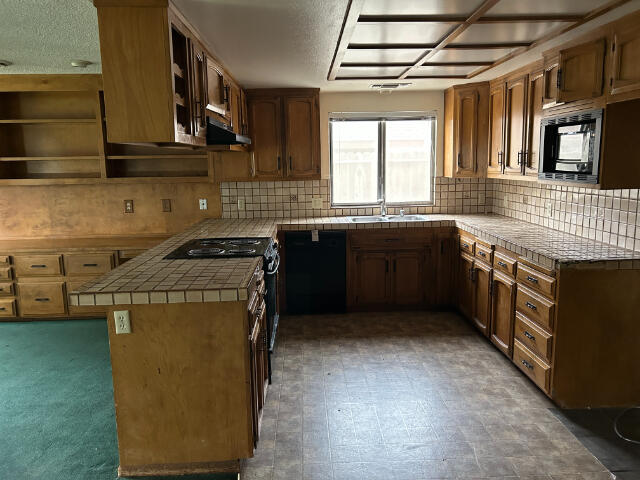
[545,201,553,217]
[199,198,208,210]
[114,310,131,334]
[161,199,171,212]
[124,200,134,214]
[312,196,322,209]
[237,198,246,211]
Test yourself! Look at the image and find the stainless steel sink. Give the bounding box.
[386,214,427,221]
[349,216,389,223]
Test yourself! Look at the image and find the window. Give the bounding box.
[330,113,436,206]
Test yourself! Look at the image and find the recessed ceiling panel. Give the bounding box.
[410,65,477,76]
[337,66,406,78]
[351,23,453,45]
[430,48,516,63]
[361,0,485,16]
[343,48,426,64]
[486,0,611,16]
[452,21,568,44]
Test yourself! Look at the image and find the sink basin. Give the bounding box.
[386,214,427,221]
[349,216,389,223]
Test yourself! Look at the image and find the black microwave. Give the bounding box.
[539,109,603,184]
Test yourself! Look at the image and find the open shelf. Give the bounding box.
[0,91,97,119]
[0,118,96,124]
[0,156,100,162]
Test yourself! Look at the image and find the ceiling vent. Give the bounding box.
[369,83,411,93]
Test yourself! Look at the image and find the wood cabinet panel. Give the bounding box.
[493,251,516,278]
[284,96,319,177]
[455,87,479,176]
[516,285,554,332]
[458,252,474,320]
[352,252,390,308]
[475,243,492,264]
[514,340,551,392]
[0,298,16,317]
[515,312,552,363]
[525,70,544,177]
[392,251,424,306]
[13,254,62,276]
[65,253,114,275]
[18,282,66,316]
[610,23,640,97]
[543,56,560,108]
[0,267,11,280]
[490,271,516,357]
[459,235,475,255]
[557,38,606,103]
[472,260,491,337]
[488,84,505,175]
[0,282,14,296]
[517,264,556,298]
[248,97,283,179]
[212,151,255,181]
[504,76,527,175]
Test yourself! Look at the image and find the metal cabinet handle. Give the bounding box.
[288,156,293,171]
[521,359,534,370]
[31,264,47,268]
[277,156,281,170]
[457,153,462,168]
[497,261,507,268]
[469,268,475,282]
[525,301,537,311]
[0,307,5,311]
[523,331,536,341]
[556,68,563,90]
[462,243,469,249]
[524,150,530,168]
[83,263,98,267]
[526,275,539,284]
[35,298,50,302]
[478,251,486,257]
[497,151,503,166]
[517,151,522,166]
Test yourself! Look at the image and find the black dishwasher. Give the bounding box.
[285,230,346,314]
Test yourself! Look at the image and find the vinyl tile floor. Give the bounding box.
[241,311,614,480]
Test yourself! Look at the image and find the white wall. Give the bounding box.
[318,90,445,178]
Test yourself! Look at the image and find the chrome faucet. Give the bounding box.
[379,197,387,216]
[399,209,405,217]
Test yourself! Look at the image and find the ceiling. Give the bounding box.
[0,0,639,91]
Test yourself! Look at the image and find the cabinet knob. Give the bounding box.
[521,359,534,370]
[523,331,536,341]
[497,261,507,268]
[526,275,539,284]
[525,301,537,311]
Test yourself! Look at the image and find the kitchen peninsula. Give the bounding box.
[70,214,640,477]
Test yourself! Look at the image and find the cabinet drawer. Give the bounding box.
[65,253,114,275]
[515,312,553,363]
[493,252,516,277]
[0,256,9,264]
[514,340,551,392]
[0,266,12,280]
[13,255,63,277]
[18,282,66,316]
[516,285,555,331]
[0,298,16,317]
[517,264,555,298]
[0,282,14,296]
[459,235,475,255]
[475,243,493,264]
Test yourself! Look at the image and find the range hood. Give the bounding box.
[206,117,251,146]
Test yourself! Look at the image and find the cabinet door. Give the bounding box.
[249,319,260,446]
[392,250,424,306]
[458,253,474,320]
[490,271,516,357]
[353,252,390,308]
[525,70,544,177]
[190,41,207,139]
[610,24,640,96]
[248,97,283,179]
[229,84,243,135]
[284,96,320,178]
[454,87,479,176]
[205,59,228,119]
[557,38,606,103]
[543,57,560,107]
[504,76,527,175]
[472,261,492,337]
[488,84,505,175]
[240,89,249,136]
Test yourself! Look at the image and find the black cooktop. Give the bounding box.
[164,237,274,259]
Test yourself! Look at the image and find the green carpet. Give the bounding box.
[0,319,236,480]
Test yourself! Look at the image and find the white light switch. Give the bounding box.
[238,198,246,211]
[199,198,208,210]
[312,196,322,209]
[114,310,131,334]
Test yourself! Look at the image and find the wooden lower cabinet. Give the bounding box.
[490,271,516,357]
[471,260,491,337]
[457,252,474,320]
[392,251,425,306]
[18,282,66,316]
[351,251,390,308]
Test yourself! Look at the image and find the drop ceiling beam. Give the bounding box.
[357,14,581,23]
[335,75,467,80]
[347,42,530,50]
[398,0,502,80]
[327,0,366,81]
[341,61,494,68]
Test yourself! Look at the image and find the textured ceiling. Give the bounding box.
[0,0,100,74]
[1,0,640,91]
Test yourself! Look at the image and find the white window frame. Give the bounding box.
[329,111,436,208]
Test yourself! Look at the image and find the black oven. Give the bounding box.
[539,109,603,184]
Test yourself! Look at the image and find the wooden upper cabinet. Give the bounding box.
[504,75,527,175]
[248,97,282,179]
[205,59,230,124]
[610,22,640,98]
[247,89,320,181]
[229,84,243,135]
[490,271,516,358]
[284,96,320,177]
[557,38,606,103]
[190,40,207,140]
[444,83,488,178]
[525,70,544,177]
[542,55,560,108]
[487,84,505,176]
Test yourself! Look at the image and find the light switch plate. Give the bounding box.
[238,198,245,211]
[114,310,131,334]
[312,196,322,209]
[124,200,134,214]
[162,199,171,212]
[199,198,208,210]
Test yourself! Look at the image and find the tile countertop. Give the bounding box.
[69,215,640,307]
